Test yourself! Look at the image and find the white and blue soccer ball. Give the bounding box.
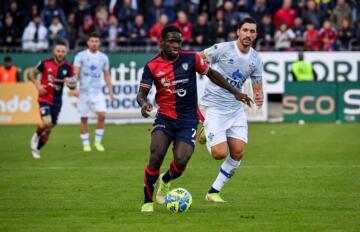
[165,188,192,213]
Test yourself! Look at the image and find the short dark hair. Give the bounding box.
[161,25,182,39]
[238,17,257,30]
[88,32,100,40]
[55,39,67,47]
[4,56,12,62]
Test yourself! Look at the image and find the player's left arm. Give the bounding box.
[251,58,264,108]
[103,55,115,102]
[195,53,253,107]
[103,69,114,102]
[251,76,263,108]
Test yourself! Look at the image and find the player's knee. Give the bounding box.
[98,112,106,121]
[232,147,245,160]
[211,146,228,160]
[174,157,188,170]
[43,121,53,130]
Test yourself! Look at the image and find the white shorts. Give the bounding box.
[199,105,248,149]
[78,93,106,117]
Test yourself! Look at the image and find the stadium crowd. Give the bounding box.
[0,0,359,52]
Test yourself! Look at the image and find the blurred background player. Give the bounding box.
[30,40,76,159]
[73,32,114,152]
[198,17,263,203]
[137,25,252,212]
[0,56,19,83]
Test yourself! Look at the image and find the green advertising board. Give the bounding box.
[283,82,337,121]
[2,53,155,82]
[338,82,360,122]
[284,82,360,122]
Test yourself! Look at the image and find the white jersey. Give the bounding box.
[200,41,263,112]
[74,49,109,95]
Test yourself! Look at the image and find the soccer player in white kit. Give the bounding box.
[198,18,264,202]
[74,32,114,152]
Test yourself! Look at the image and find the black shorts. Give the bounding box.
[152,114,198,147]
[39,102,62,125]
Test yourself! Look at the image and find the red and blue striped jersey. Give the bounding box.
[140,50,209,122]
[36,59,74,105]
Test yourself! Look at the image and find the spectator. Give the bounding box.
[258,13,275,51]
[64,12,78,49]
[40,0,66,27]
[354,19,360,47]
[0,56,19,83]
[303,22,320,51]
[108,15,123,50]
[25,4,41,27]
[274,0,297,29]
[292,17,305,49]
[75,0,92,29]
[236,0,251,22]
[211,9,228,43]
[223,0,238,28]
[78,15,97,46]
[174,10,192,44]
[129,14,148,46]
[249,0,269,24]
[117,0,137,29]
[319,20,337,51]
[94,4,108,25]
[331,0,352,29]
[147,0,175,26]
[192,13,211,46]
[7,0,26,31]
[291,51,317,81]
[274,22,295,51]
[337,18,353,50]
[1,14,19,49]
[22,14,49,52]
[149,14,168,44]
[48,16,67,46]
[301,0,324,29]
[96,18,110,46]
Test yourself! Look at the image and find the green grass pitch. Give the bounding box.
[0,123,359,231]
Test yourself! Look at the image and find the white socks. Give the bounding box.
[212,155,241,192]
[95,129,104,143]
[80,133,90,146]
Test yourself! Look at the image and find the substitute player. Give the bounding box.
[74,32,114,152]
[137,25,253,212]
[198,17,264,203]
[30,40,76,159]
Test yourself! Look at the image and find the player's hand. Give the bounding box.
[65,77,77,90]
[37,85,47,95]
[254,91,263,108]
[141,103,153,118]
[234,92,253,107]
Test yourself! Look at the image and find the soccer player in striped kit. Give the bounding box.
[30,40,76,159]
[137,25,253,212]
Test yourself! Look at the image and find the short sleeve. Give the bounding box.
[68,64,75,77]
[140,65,153,89]
[36,60,45,73]
[251,57,263,84]
[73,53,81,67]
[195,53,209,75]
[103,55,110,71]
[203,43,223,64]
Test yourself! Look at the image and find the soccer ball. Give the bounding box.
[165,188,192,213]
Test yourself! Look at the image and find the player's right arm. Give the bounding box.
[30,61,46,95]
[136,64,153,118]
